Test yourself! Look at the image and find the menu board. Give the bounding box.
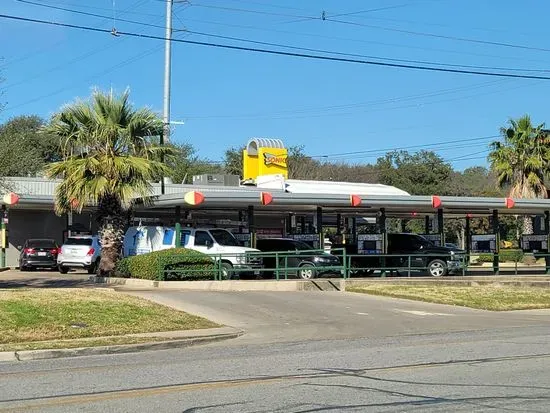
[233,233,251,247]
[521,234,549,252]
[290,234,320,249]
[357,234,384,254]
[471,234,497,253]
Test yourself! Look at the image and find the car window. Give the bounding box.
[209,229,240,247]
[64,238,93,246]
[194,231,213,247]
[27,239,57,248]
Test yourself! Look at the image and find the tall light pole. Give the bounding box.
[162,0,173,146]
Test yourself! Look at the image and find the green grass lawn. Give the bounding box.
[0,289,219,351]
[348,284,550,311]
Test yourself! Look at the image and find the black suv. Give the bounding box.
[334,233,465,277]
[19,239,60,271]
[256,238,341,279]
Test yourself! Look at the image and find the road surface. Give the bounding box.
[1,290,549,412]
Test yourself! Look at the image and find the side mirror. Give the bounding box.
[17,245,22,250]
[205,240,213,249]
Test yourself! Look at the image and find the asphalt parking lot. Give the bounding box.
[0,269,93,288]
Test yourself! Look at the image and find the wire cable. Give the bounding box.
[3,13,550,81]
[17,0,550,74]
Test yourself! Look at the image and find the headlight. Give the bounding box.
[314,256,334,263]
[236,254,246,264]
[450,250,455,256]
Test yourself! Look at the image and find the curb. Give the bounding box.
[90,276,345,292]
[0,331,243,362]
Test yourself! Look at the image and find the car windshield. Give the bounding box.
[27,239,57,248]
[209,230,241,247]
[65,238,93,246]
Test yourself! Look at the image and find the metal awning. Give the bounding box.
[143,187,550,216]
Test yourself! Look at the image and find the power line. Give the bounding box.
[178,1,550,55]
[2,3,191,112]
[1,0,148,68]
[18,0,550,75]
[181,79,538,122]
[179,16,550,65]
[3,14,550,81]
[181,79,508,119]
[309,135,499,159]
[324,17,550,54]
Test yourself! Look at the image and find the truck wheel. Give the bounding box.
[220,262,234,280]
[428,259,447,277]
[298,263,317,280]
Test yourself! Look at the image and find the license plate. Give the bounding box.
[254,270,260,275]
[38,252,47,256]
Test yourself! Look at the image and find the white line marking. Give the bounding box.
[356,312,369,316]
[396,310,454,316]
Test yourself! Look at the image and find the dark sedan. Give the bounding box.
[19,239,60,271]
[256,238,342,279]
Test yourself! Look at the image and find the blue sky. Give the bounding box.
[2,0,550,170]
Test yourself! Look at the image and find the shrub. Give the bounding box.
[125,248,215,281]
[114,258,131,278]
[476,254,493,263]
[500,249,523,263]
[474,249,524,263]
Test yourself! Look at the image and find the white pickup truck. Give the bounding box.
[123,226,262,278]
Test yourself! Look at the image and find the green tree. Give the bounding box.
[376,150,453,195]
[489,115,549,233]
[45,90,173,275]
[0,115,62,176]
[223,146,244,176]
[168,143,222,184]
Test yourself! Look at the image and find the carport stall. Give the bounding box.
[142,188,550,275]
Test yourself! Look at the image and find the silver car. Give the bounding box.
[58,236,101,274]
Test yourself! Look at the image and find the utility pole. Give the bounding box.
[161,0,174,196]
[163,0,173,145]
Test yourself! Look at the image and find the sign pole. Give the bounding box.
[1,205,6,268]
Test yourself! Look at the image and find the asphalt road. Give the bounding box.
[2,290,550,412]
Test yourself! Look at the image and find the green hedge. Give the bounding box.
[476,249,524,263]
[114,258,131,278]
[121,248,216,281]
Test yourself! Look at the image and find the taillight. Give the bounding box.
[50,248,59,255]
[24,248,34,254]
[87,248,95,256]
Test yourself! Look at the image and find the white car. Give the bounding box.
[58,236,101,274]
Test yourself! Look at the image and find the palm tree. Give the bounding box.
[46,89,173,275]
[489,115,550,234]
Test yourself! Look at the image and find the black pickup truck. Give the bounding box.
[332,233,465,277]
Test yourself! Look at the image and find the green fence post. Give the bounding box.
[342,248,348,279]
[217,257,222,281]
[284,255,288,280]
[407,255,411,278]
[492,210,499,275]
[275,252,280,281]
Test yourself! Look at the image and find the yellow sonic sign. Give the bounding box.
[263,152,288,168]
[243,138,288,180]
